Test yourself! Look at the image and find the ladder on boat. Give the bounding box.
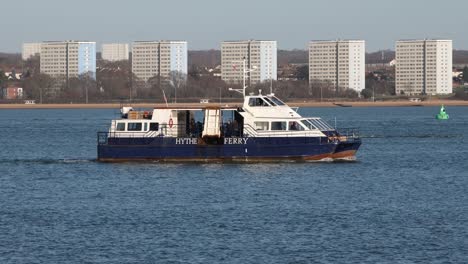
[202,108,221,138]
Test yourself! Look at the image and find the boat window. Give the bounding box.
[248,97,269,107]
[271,121,287,131]
[308,119,326,130]
[144,123,148,131]
[128,122,142,131]
[269,96,285,106]
[255,121,269,131]
[316,119,334,130]
[149,123,159,131]
[289,121,305,131]
[263,97,275,106]
[116,122,125,131]
[308,119,334,131]
[302,120,317,130]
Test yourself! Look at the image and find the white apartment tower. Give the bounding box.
[131,41,187,82]
[101,43,129,61]
[40,41,96,79]
[309,40,365,93]
[396,39,452,95]
[22,43,42,60]
[221,40,277,85]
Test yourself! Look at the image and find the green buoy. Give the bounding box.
[436,105,449,120]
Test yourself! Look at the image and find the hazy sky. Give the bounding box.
[3,0,467,52]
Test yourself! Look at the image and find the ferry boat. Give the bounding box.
[97,92,361,162]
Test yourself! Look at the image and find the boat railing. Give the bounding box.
[336,128,361,142]
[98,122,239,144]
[98,122,343,146]
[243,124,258,137]
[242,123,328,139]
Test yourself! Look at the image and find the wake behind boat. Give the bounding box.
[97,91,361,162]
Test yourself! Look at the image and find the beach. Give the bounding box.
[1,99,467,109]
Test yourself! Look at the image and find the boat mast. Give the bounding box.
[229,58,256,98]
[243,58,246,97]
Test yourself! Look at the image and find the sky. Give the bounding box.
[3,0,467,52]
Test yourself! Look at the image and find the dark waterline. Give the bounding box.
[1,107,467,263]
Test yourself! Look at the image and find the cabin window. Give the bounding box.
[301,120,317,130]
[289,121,305,131]
[308,119,334,131]
[128,122,142,131]
[263,97,275,106]
[149,123,159,131]
[248,97,269,107]
[116,122,125,131]
[255,121,269,131]
[269,97,285,106]
[309,119,326,130]
[317,119,334,130]
[271,121,287,131]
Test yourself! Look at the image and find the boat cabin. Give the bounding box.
[109,93,334,140]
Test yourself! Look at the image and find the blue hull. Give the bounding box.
[97,136,338,162]
[331,140,361,159]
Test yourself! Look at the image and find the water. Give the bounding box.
[1,107,467,263]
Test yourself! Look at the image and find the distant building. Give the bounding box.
[131,41,187,82]
[22,43,42,60]
[2,87,23,99]
[40,41,96,79]
[396,39,452,95]
[221,40,277,85]
[101,43,129,61]
[309,40,365,93]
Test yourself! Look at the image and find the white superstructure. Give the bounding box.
[108,92,331,140]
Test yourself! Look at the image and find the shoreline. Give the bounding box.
[1,100,467,109]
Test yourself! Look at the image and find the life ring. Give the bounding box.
[168,118,173,128]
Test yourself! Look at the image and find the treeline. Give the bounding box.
[366,50,395,64]
[453,50,468,64]
[3,58,363,103]
[0,53,21,70]
[4,50,468,72]
[3,50,468,103]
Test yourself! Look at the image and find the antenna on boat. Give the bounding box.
[270,78,273,95]
[161,89,169,107]
[228,58,257,98]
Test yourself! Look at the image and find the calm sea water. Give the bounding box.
[0,106,467,263]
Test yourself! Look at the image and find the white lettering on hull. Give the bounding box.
[175,138,198,144]
[175,138,249,145]
[224,138,249,145]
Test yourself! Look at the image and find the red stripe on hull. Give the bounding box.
[97,153,335,163]
[330,150,357,159]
